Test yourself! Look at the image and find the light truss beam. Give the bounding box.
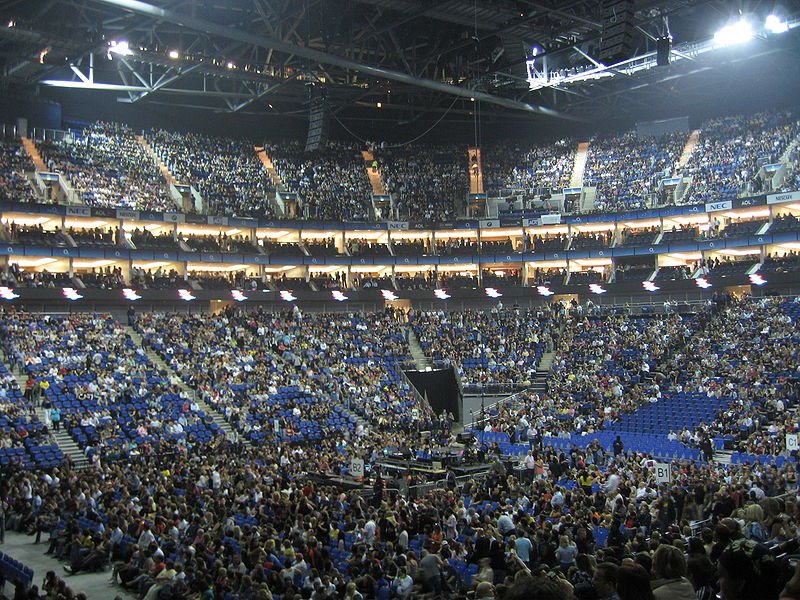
[87,0,579,120]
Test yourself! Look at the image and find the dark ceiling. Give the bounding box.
[1,0,799,141]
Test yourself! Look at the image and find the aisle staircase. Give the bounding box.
[406,327,433,370]
[20,137,46,171]
[255,146,285,191]
[123,325,249,448]
[467,147,484,194]
[678,129,701,169]
[361,150,386,195]
[570,141,590,188]
[136,135,178,187]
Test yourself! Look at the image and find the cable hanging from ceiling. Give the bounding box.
[325,94,461,148]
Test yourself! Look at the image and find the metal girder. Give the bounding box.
[87,0,580,120]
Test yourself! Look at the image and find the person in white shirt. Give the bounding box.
[393,567,414,599]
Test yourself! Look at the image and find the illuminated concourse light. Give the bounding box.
[434,289,451,300]
[381,289,399,301]
[642,281,660,292]
[62,287,83,301]
[536,286,554,297]
[331,290,348,302]
[766,14,788,34]
[589,284,607,294]
[696,277,713,289]
[231,290,248,302]
[713,20,754,47]
[279,290,297,302]
[0,287,19,300]
[178,289,195,301]
[749,273,767,286]
[122,288,142,301]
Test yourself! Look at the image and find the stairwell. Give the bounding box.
[678,129,701,170]
[406,327,433,370]
[136,135,178,187]
[570,141,590,188]
[361,150,387,195]
[255,146,285,191]
[20,137,47,171]
[123,325,249,448]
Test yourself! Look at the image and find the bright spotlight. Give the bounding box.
[765,14,788,34]
[108,40,133,56]
[713,20,754,47]
[168,49,180,59]
[331,290,348,302]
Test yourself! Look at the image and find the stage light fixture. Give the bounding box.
[231,290,248,302]
[749,273,767,286]
[168,49,180,59]
[381,289,399,301]
[485,287,503,298]
[766,14,788,34]
[434,289,451,300]
[279,290,297,302]
[178,289,195,301]
[713,20,753,47]
[331,290,348,302]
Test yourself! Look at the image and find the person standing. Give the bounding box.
[613,436,624,457]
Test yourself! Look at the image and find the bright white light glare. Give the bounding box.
[589,284,607,295]
[168,49,180,59]
[122,288,142,301]
[696,278,713,289]
[642,281,660,292]
[749,273,767,286]
[279,290,297,302]
[62,287,83,301]
[485,287,503,298]
[713,20,754,47]
[434,289,451,300]
[231,290,248,302]
[766,14,789,34]
[108,40,133,56]
[331,290,348,302]
[0,287,19,300]
[178,289,195,301]
[227,61,235,69]
[381,289,399,301]
[536,286,554,296]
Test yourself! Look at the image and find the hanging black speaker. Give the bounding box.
[657,36,672,66]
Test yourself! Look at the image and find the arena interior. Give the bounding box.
[1,1,800,599]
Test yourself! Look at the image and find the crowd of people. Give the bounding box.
[7,106,800,226]
[682,109,800,205]
[270,141,373,222]
[0,138,38,204]
[483,139,575,196]
[410,306,558,392]
[583,131,684,214]
[377,145,468,223]
[147,130,276,218]
[38,122,175,212]
[0,297,797,600]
